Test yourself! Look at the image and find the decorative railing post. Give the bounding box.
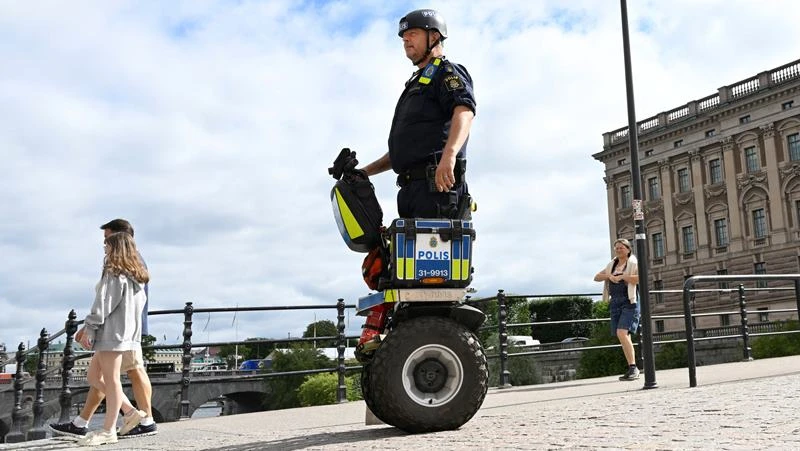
[4,343,27,443]
[58,310,79,423]
[737,285,753,361]
[497,289,511,388]
[179,302,194,419]
[26,329,49,440]
[336,298,347,403]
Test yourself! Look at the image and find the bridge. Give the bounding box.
[0,371,271,441]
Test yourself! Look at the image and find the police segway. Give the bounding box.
[329,148,488,433]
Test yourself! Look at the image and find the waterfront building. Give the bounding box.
[594,58,800,333]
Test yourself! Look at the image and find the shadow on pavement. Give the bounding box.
[203,426,407,451]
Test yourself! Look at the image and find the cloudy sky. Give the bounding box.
[1,0,799,353]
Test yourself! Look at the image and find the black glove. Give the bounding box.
[328,148,359,180]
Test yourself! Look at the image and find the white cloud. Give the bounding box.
[1,0,799,351]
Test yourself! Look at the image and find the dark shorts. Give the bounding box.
[610,298,640,335]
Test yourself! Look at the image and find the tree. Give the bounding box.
[302,320,338,348]
[141,334,156,362]
[297,373,362,406]
[263,346,333,410]
[529,296,594,343]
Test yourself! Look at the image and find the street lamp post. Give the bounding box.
[619,0,657,389]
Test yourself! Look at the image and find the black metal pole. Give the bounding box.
[4,343,27,443]
[497,290,511,388]
[180,302,194,419]
[737,285,753,361]
[336,298,347,403]
[619,0,657,389]
[683,277,697,387]
[27,329,49,440]
[58,310,78,423]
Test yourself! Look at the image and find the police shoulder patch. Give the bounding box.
[443,74,465,91]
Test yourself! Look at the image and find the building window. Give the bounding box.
[796,200,800,228]
[682,226,695,254]
[653,279,664,305]
[709,158,723,184]
[620,185,631,208]
[717,268,729,290]
[783,100,794,110]
[677,168,690,193]
[744,146,760,173]
[655,320,665,333]
[674,139,683,148]
[740,115,751,124]
[788,133,800,161]
[720,315,730,326]
[757,307,769,322]
[755,262,767,288]
[645,149,654,157]
[652,232,664,258]
[752,208,767,238]
[647,177,661,200]
[705,129,716,138]
[714,218,728,247]
[618,158,627,166]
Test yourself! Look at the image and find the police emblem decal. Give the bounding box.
[429,236,438,248]
[444,75,464,91]
[423,65,436,77]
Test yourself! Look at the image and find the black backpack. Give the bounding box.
[329,148,384,253]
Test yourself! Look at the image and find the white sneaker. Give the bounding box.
[77,429,118,446]
[118,409,146,436]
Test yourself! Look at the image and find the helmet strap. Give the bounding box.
[412,30,440,66]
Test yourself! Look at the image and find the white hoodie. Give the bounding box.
[83,272,146,351]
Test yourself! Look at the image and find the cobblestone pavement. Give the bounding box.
[3,356,799,450]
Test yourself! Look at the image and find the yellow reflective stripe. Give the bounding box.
[452,258,461,280]
[462,259,470,280]
[334,188,364,239]
[405,257,415,280]
[418,58,441,85]
[384,290,398,303]
[396,257,405,279]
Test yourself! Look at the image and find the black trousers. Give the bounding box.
[397,180,469,219]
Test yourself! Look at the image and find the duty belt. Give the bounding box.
[396,159,467,188]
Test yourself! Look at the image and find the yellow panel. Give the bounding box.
[396,257,405,279]
[452,258,461,280]
[334,188,364,239]
[462,260,470,280]
[405,257,414,280]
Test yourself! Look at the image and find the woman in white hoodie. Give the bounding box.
[75,232,149,446]
[594,238,641,381]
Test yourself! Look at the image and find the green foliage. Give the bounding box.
[217,337,274,368]
[23,354,39,375]
[751,321,800,358]
[488,347,541,387]
[654,342,688,370]
[297,373,362,406]
[263,346,334,411]
[575,333,626,378]
[302,320,339,348]
[529,297,594,343]
[141,334,156,362]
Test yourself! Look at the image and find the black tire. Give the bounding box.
[363,316,488,433]
[360,363,391,425]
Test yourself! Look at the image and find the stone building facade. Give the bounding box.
[593,59,800,333]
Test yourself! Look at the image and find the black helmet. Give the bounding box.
[398,9,447,39]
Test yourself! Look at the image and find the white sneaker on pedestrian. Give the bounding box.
[118,409,146,436]
[77,429,118,446]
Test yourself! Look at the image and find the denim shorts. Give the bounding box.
[610,298,640,334]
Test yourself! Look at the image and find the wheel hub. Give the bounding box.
[413,358,448,393]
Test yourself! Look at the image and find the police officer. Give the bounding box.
[361,8,476,219]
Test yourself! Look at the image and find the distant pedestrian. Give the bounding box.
[50,219,157,440]
[594,238,641,381]
[71,231,149,445]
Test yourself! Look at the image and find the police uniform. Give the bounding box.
[388,56,476,219]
